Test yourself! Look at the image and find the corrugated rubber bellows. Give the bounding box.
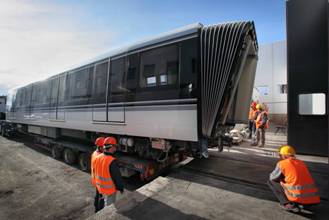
[200,21,258,137]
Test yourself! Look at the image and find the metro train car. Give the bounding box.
[5,21,258,175]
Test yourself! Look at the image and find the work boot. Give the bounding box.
[280,203,299,213]
[258,143,264,147]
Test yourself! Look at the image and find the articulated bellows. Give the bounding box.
[200,21,258,137]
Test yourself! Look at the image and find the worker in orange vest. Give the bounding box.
[91,137,105,213]
[94,136,124,210]
[268,145,320,212]
[248,101,257,139]
[252,104,269,147]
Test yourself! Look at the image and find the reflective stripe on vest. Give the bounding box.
[283,184,316,191]
[96,182,114,189]
[283,189,319,198]
[95,175,113,182]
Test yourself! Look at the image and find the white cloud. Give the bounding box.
[0,0,114,94]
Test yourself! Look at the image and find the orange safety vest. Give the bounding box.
[255,111,269,129]
[90,150,102,187]
[249,108,255,120]
[94,154,117,195]
[278,158,320,204]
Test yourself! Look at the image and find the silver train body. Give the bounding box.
[6,22,258,158]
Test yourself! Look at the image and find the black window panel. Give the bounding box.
[31,81,50,108]
[57,74,67,106]
[66,66,93,105]
[125,54,139,102]
[109,57,126,103]
[139,44,179,88]
[15,89,23,108]
[50,78,59,107]
[92,61,108,104]
[136,43,180,101]
[24,86,32,106]
[180,38,198,98]
[31,83,42,107]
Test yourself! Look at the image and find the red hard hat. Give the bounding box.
[95,137,105,147]
[103,136,117,148]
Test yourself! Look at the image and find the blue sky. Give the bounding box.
[63,0,286,45]
[0,0,286,95]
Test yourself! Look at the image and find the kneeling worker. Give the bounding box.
[91,137,105,212]
[94,136,124,209]
[268,145,320,212]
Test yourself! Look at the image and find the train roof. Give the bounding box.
[11,21,257,91]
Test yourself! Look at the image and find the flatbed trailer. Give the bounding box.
[0,125,186,181]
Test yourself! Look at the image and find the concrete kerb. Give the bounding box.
[87,177,170,220]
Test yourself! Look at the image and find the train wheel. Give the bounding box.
[78,153,91,171]
[63,148,77,165]
[51,146,62,159]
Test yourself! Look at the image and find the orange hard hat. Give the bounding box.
[95,137,105,147]
[103,136,117,149]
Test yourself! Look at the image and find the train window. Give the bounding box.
[66,66,93,105]
[31,83,42,106]
[109,57,126,102]
[50,78,59,107]
[25,86,32,106]
[57,74,67,106]
[92,61,108,104]
[180,38,198,98]
[125,54,139,102]
[139,44,178,88]
[126,54,138,91]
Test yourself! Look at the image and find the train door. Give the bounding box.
[107,56,125,123]
[49,74,66,121]
[92,60,109,121]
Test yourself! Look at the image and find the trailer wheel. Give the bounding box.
[63,148,77,165]
[51,146,62,159]
[78,153,91,171]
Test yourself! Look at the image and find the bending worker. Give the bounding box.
[268,145,320,212]
[94,136,124,210]
[91,137,105,213]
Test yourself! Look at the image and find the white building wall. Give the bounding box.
[254,41,287,115]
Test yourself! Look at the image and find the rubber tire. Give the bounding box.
[78,153,91,172]
[63,148,77,165]
[51,146,62,159]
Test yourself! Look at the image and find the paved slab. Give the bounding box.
[0,136,95,220]
[89,173,328,220]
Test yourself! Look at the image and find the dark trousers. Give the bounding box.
[94,188,104,213]
[248,121,253,138]
[267,180,289,205]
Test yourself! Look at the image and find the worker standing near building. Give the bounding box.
[248,101,257,139]
[253,104,269,147]
[91,137,105,213]
[94,136,124,210]
[268,145,320,212]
